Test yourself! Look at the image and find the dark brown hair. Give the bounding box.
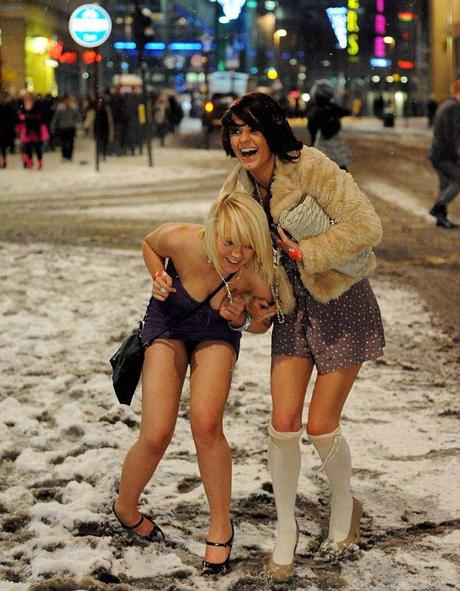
[221,92,303,162]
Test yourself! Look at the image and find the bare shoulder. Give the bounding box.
[145,222,202,257]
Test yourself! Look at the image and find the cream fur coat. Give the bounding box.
[219,146,383,312]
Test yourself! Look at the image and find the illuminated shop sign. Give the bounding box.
[216,0,246,20]
[69,4,112,48]
[347,0,359,56]
[326,7,347,50]
[373,0,387,61]
[370,57,391,67]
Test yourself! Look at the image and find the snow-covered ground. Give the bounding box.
[0,238,458,590]
[0,131,458,590]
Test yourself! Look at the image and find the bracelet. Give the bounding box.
[228,311,252,332]
[288,247,302,261]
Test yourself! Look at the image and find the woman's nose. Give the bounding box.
[240,126,251,140]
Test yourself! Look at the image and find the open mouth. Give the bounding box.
[226,256,241,266]
[239,147,258,159]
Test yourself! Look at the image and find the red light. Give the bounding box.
[398,11,415,21]
[60,52,77,64]
[82,51,102,64]
[398,60,414,69]
[49,40,63,60]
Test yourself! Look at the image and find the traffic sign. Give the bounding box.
[69,4,112,48]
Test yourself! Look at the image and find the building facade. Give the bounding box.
[430,0,460,100]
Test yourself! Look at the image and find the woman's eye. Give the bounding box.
[223,239,233,246]
[229,127,241,135]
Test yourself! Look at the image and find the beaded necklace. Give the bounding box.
[254,181,285,324]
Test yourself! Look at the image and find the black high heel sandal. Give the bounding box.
[112,501,165,543]
[201,521,234,576]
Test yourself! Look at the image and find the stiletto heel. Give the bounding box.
[112,501,165,543]
[201,521,234,576]
[267,520,299,581]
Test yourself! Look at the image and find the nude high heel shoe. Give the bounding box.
[267,520,299,581]
[320,497,362,551]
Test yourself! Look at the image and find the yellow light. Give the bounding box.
[267,68,278,80]
[30,36,49,55]
[383,36,394,44]
[204,101,214,113]
[274,29,287,38]
[44,59,59,68]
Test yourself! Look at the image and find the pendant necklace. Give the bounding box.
[253,177,285,324]
[211,263,237,303]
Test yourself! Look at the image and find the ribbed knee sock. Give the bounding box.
[308,426,353,542]
[268,424,302,564]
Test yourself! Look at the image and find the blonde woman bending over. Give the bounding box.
[113,193,273,575]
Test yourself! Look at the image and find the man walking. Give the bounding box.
[51,95,80,161]
[429,80,460,229]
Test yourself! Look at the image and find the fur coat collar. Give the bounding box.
[220,146,382,310]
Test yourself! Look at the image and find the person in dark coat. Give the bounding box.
[51,95,81,161]
[93,97,114,160]
[0,93,17,168]
[306,80,352,171]
[429,80,460,229]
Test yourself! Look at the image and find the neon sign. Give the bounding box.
[326,7,347,50]
[215,0,246,20]
[374,0,386,59]
[347,0,359,56]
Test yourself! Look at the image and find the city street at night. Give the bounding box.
[0,122,458,590]
[0,0,459,589]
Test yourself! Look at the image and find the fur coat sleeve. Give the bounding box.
[270,147,383,275]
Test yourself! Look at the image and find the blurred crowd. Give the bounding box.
[0,89,184,170]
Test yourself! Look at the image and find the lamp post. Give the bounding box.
[273,28,287,89]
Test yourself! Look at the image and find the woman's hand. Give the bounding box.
[273,226,303,261]
[152,271,176,301]
[247,296,277,324]
[219,292,246,327]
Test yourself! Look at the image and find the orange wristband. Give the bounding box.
[154,271,164,278]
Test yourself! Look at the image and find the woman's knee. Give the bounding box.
[190,413,223,446]
[271,413,303,433]
[306,418,339,437]
[139,429,173,455]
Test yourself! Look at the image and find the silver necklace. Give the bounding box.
[254,181,285,323]
[213,264,234,303]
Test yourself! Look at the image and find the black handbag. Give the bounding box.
[110,272,235,406]
[110,323,144,406]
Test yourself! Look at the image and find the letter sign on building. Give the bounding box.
[347,0,360,57]
[69,4,112,48]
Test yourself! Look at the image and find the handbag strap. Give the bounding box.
[142,272,236,343]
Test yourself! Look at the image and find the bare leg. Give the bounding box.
[189,341,236,564]
[114,339,188,536]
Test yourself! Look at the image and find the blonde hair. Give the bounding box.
[203,192,273,286]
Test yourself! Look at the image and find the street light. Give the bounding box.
[273,29,287,87]
[273,28,287,48]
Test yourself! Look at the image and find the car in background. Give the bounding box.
[201,93,237,148]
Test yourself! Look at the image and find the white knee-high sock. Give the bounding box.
[268,424,302,564]
[308,426,353,542]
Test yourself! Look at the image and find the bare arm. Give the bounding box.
[142,223,190,300]
[220,272,275,334]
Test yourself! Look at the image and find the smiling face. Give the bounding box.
[228,116,275,185]
[216,220,255,275]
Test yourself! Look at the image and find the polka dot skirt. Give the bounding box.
[272,257,385,374]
